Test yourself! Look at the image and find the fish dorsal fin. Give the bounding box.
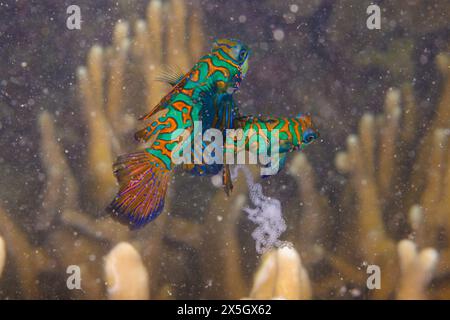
[155,64,185,87]
[139,74,189,121]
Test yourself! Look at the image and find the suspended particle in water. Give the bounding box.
[273,29,285,41]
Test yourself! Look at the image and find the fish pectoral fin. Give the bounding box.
[222,165,233,196]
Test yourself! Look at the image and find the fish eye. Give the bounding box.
[239,48,247,60]
[303,131,316,144]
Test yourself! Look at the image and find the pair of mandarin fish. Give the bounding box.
[109,38,320,228]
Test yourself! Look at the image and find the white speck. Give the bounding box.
[339,286,347,295]
[273,29,285,41]
[290,4,299,13]
[238,15,246,23]
[21,62,27,68]
[350,288,361,297]
[211,174,222,187]
[283,13,296,24]
[204,279,213,288]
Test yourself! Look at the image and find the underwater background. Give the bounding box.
[0,0,449,299]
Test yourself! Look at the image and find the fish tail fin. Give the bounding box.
[108,151,171,229]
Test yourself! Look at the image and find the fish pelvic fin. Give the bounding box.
[108,151,171,229]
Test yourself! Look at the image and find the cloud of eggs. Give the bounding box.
[232,166,288,254]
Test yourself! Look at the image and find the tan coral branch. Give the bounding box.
[288,153,328,265]
[38,111,79,230]
[78,49,116,207]
[166,0,190,70]
[188,0,205,61]
[0,236,5,279]
[61,209,130,242]
[249,246,311,300]
[378,88,401,199]
[106,21,131,138]
[201,168,260,299]
[346,134,387,255]
[410,53,450,201]
[397,239,439,300]
[104,242,149,300]
[418,129,448,246]
[0,206,49,298]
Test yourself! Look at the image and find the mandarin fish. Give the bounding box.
[109,38,250,228]
[159,76,241,194]
[185,113,320,183]
[236,114,319,177]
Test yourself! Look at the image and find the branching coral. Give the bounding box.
[329,52,450,299]
[396,239,439,300]
[37,111,79,230]
[249,246,311,300]
[78,49,117,208]
[105,21,131,138]
[0,236,5,279]
[200,168,254,299]
[0,206,50,298]
[410,53,450,202]
[104,242,149,300]
[288,153,330,266]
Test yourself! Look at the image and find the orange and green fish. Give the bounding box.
[109,38,251,227]
[184,113,320,180]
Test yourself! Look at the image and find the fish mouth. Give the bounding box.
[233,73,243,87]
